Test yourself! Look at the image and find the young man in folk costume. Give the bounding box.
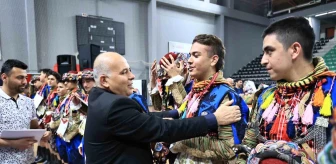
[30,75,42,98]
[149,52,194,163]
[37,71,62,164]
[74,69,95,159]
[35,68,52,119]
[150,52,193,112]
[238,17,336,164]
[55,71,86,164]
[51,79,70,163]
[34,68,52,163]
[168,34,249,163]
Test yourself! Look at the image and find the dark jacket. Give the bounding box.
[84,87,217,164]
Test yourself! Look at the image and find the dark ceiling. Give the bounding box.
[222,0,336,17]
[316,13,336,24]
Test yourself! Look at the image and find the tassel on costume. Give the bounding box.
[313,86,324,107]
[302,103,314,125]
[292,103,300,124]
[187,94,197,109]
[178,100,188,114]
[299,92,310,118]
[320,93,332,116]
[262,100,275,120]
[261,92,274,110]
[266,103,280,123]
[187,98,200,118]
[269,112,281,136]
[270,110,290,141]
[287,120,296,139]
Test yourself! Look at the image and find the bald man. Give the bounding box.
[84,52,241,163]
[226,78,234,86]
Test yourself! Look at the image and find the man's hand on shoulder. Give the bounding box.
[214,100,241,125]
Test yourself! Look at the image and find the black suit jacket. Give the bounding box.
[84,87,212,164]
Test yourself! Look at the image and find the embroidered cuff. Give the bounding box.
[168,110,179,119]
[165,75,184,87]
[204,114,218,131]
[70,101,82,111]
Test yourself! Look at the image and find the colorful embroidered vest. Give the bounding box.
[256,76,336,142]
[197,84,249,144]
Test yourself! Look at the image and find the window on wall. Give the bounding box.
[326,27,335,39]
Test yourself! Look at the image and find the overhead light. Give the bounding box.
[315,12,328,17]
[328,10,336,14]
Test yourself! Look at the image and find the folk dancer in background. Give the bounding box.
[51,78,70,163]
[56,71,86,164]
[34,68,52,163]
[74,69,95,160]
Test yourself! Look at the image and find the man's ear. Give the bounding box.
[1,73,7,83]
[100,75,109,88]
[290,42,302,60]
[210,55,219,67]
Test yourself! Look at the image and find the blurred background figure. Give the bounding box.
[226,78,234,86]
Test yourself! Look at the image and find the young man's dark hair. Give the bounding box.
[1,59,28,75]
[235,78,243,83]
[39,68,52,77]
[58,80,65,84]
[192,34,226,71]
[262,17,315,61]
[49,71,61,83]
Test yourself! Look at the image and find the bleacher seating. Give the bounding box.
[230,54,275,87]
[322,45,336,72]
[313,38,329,54]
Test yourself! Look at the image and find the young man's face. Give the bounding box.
[188,42,217,81]
[48,75,58,88]
[82,78,95,93]
[261,34,293,81]
[236,80,243,88]
[33,80,42,90]
[65,81,77,91]
[40,71,47,83]
[1,67,28,94]
[57,83,68,97]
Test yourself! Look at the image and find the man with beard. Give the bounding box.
[0,59,49,163]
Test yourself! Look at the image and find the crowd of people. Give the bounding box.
[1,16,336,164]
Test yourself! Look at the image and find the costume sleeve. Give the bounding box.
[235,88,272,163]
[169,81,187,106]
[170,96,237,160]
[164,75,187,106]
[150,90,162,111]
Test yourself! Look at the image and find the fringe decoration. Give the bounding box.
[302,103,314,125]
[292,103,300,124]
[299,92,310,118]
[320,93,332,116]
[262,100,275,120]
[265,103,280,123]
[261,92,274,110]
[313,86,324,107]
